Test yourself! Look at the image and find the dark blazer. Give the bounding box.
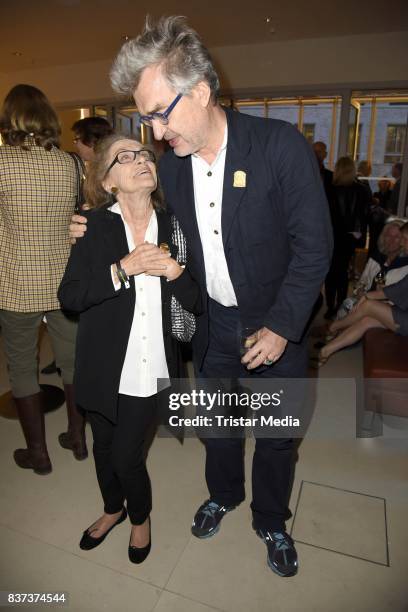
[58,206,202,422]
[328,180,371,251]
[159,107,333,370]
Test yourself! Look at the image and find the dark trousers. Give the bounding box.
[87,394,157,525]
[196,299,307,532]
[325,240,356,312]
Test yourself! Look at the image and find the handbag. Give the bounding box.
[169,215,196,342]
[68,152,86,212]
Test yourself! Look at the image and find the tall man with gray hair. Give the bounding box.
[70,16,333,577]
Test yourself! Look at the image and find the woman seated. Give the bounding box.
[58,134,202,564]
[314,270,408,366]
[334,220,408,320]
[358,220,408,291]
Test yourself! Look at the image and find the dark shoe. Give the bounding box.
[128,516,151,564]
[40,360,60,376]
[13,448,52,475]
[191,500,236,539]
[254,525,298,577]
[59,384,88,460]
[58,432,88,460]
[13,393,52,475]
[79,507,127,550]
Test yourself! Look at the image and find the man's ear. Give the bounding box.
[192,80,212,108]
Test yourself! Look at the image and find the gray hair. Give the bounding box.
[110,15,220,102]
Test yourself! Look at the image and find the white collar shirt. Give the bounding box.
[191,125,237,306]
[109,202,169,397]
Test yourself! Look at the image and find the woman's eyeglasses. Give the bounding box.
[105,149,156,175]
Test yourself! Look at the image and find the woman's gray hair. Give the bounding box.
[110,15,220,102]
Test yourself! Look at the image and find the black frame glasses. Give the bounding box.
[105,148,156,175]
[139,93,183,127]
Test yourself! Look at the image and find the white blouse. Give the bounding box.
[110,203,169,397]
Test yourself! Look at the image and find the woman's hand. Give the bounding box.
[120,243,168,277]
[354,295,368,310]
[146,256,184,281]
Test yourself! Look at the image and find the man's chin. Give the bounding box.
[171,142,194,158]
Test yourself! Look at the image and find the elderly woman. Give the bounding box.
[58,134,201,564]
[0,84,86,475]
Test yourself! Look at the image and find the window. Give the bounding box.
[347,123,362,160]
[384,124,406,163]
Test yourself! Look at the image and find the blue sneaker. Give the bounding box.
[191,500,236,539]
[255,527,298,577]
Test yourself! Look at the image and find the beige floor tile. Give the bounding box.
[153,590,222,612]
[166,531,408,612]
[1,329,408,611]
[0,411,207,588]
[291,480,388,564]
[0,524,161,612]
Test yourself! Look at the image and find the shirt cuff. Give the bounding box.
[111,264,121,291]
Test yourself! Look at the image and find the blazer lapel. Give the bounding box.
[174,158,206,279]
[101,207,130,259]
[221,109,252,249]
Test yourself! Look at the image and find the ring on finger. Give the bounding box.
[263,358,274,366]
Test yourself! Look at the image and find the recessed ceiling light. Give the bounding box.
[122,35,131,41]
[12,51,23,56]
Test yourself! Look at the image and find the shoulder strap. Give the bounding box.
[68,151,86,212]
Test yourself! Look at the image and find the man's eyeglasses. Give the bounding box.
[105,149,156,175]
[139,93,182,127]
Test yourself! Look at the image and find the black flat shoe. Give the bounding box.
[128,516,151,564]
[79,507,127,550]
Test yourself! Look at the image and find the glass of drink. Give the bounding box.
[239,327,259,358]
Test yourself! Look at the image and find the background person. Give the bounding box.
[324,156,371,319]
[41,116,114,377]
[0,84,86,474]
[314,271,408,366]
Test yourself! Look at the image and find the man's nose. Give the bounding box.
[151,121,167,141]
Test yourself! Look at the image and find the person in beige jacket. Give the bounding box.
[0,84,87,474]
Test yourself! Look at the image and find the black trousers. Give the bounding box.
[196,299,307,533]
[87,394,157,525]
[325,239,356,312]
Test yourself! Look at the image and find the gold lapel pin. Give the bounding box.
[233,170,246,188]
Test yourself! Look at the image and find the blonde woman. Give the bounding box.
[324,156,371,319]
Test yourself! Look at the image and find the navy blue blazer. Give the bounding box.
[159,107,333,369]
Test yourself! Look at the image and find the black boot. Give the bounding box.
[40,360,60,375]
[14,393,52,475]
[58,384,88,460]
